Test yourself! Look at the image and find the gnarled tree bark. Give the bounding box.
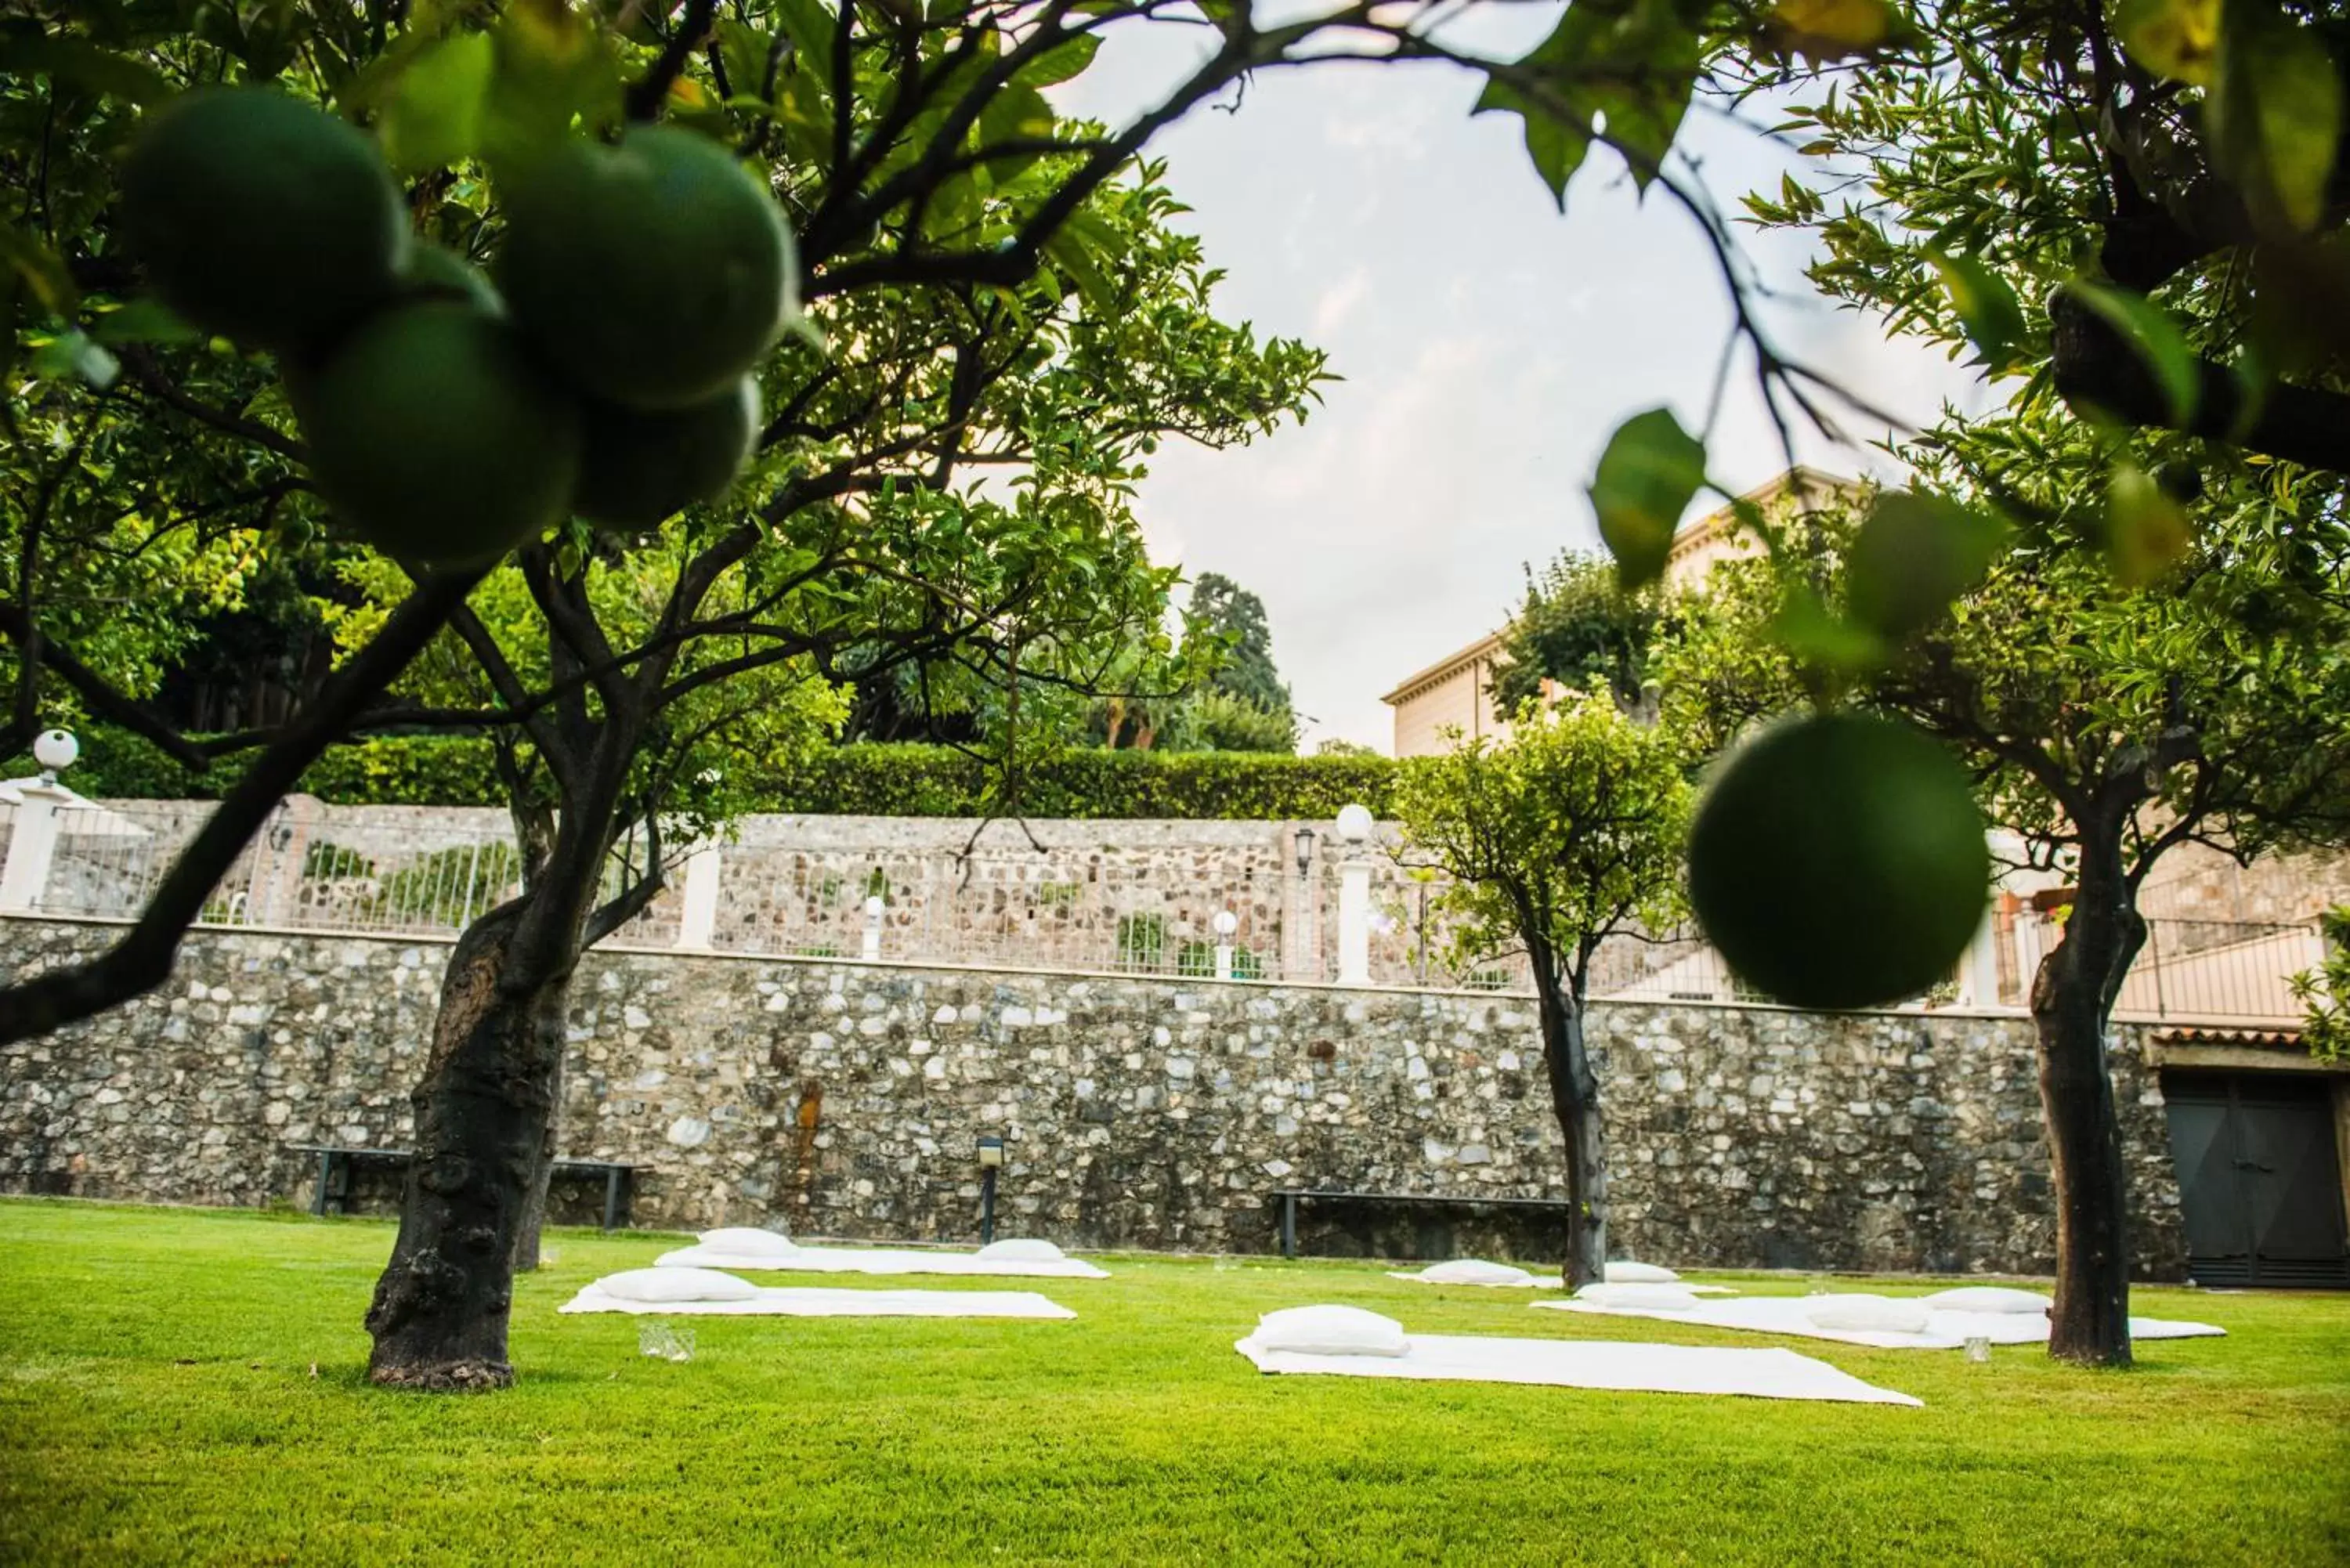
[1529,938,1607,1290]
[363,906,573,1390]
[2028,820,2147,1367]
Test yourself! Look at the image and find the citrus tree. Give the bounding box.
[1657,451,2350,1364]
[1391,692,1693,1287]
[1492,551,1674,714]
[0,1,1343,1389]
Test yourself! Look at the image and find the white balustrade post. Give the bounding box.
[1955,909,2003,1008]
[861,894,885,962]
[1334,803,1375,987]
[2012,912,2046,995]
[1213,909,1238,981]
[674,845,722,950]
[0,779,67,912]
[1,728,79,914]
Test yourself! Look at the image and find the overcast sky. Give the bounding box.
[1049,10,1995,751]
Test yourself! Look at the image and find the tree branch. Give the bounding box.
[0,569,484,1046]
[624,0,720,121]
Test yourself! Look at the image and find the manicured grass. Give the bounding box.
[0,1201,2345,1565]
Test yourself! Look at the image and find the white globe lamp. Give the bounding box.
[33,728,78,779]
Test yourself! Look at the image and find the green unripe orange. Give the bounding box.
[497,127,797,410]
[298,302,581,571]
[1688,712,1989,1011]
[118,88,408,356]
[573,377,760,533]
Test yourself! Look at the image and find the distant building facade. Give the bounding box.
[1382,467,1858,757]
[1380,632,1510,760]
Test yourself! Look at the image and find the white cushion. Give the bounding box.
[1571,1282,1701,1311]
[1252,1305,1410,1357]
[974,1238,1065,1262]
[699,1227,796,1258]
[1419,1259,1536,1287]
[1804,1294,1932,1334]
[596,1267,758,1304]
[1918,1286,2051,1316]
[1603,1260,1680,1284]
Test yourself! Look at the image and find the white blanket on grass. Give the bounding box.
[1534,1295,2226,1350]
[656,1244,1109,1279]
[1384,1269,1734,1294]
[559,1285,1077,1318]
[1235,1333,1920,1407]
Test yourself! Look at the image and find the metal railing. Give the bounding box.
[0,795,2330,1024]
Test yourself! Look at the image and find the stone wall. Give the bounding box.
[0,915,2189,1277]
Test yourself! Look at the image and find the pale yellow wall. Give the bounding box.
[1389,655,1507,758]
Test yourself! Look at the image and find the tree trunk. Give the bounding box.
[363,908,573,1389]
[507,1052,562,1274]
[1532,962,1607,1288]
[2029,828,2147,1367]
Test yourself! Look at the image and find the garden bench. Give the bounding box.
[1267,1187,1578,1259]
[291,1144,639,1231]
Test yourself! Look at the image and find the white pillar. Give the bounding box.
[2012,912,2046,995]
[674,846,722,950]
[861,894,885,962]
[1337,859,1372,985]
[0,780,69,912]
[1213,910,1238,981]
[1954,908,2003,1008]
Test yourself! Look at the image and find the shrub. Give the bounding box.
[30,728,1405,821]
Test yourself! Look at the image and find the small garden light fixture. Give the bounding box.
[31,728,77,782]
[976,1134,1005,1245]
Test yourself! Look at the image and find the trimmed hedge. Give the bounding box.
[772,745,1401,819]
[4,729,506,807]
[12,729,1401,820]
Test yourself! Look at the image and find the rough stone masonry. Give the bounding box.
[0,916,2187,1276]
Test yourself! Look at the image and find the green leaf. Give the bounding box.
[1472,72,1594,208]
[2115,0,2218,83]
[1845,490,2009,640]
[1772,582,1889,671]
[0,33,172,106]
[89,297,201,346]
[1589,407,1707,591]
[380,31,495,172]
[770,0,838,73]
[1764,0,1902,63]
[1926,250,2026,370]
[2208,2,2341,234]
[2065,280,2200,426]
[1018,32,1101,89]
[1473,0,1700,206]
[2103,464,2193,585]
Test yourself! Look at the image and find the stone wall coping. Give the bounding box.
[2,909,2048,1021]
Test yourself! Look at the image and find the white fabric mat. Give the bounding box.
[1534,1295,2226,1349]
[656,1244,1109,1279]
[559,1284,1077,1318]
[1384,1269,1734,1294]
[1235,1333,1920,1406]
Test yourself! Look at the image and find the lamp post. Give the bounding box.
[1291,826,1317,978]
[1335,803,1374,986]
[975,1134,1005,1245]
[1213,909,1238,981]
[0,729,78,913]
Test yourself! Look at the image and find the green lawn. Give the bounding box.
[0,1201,2344,1565]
